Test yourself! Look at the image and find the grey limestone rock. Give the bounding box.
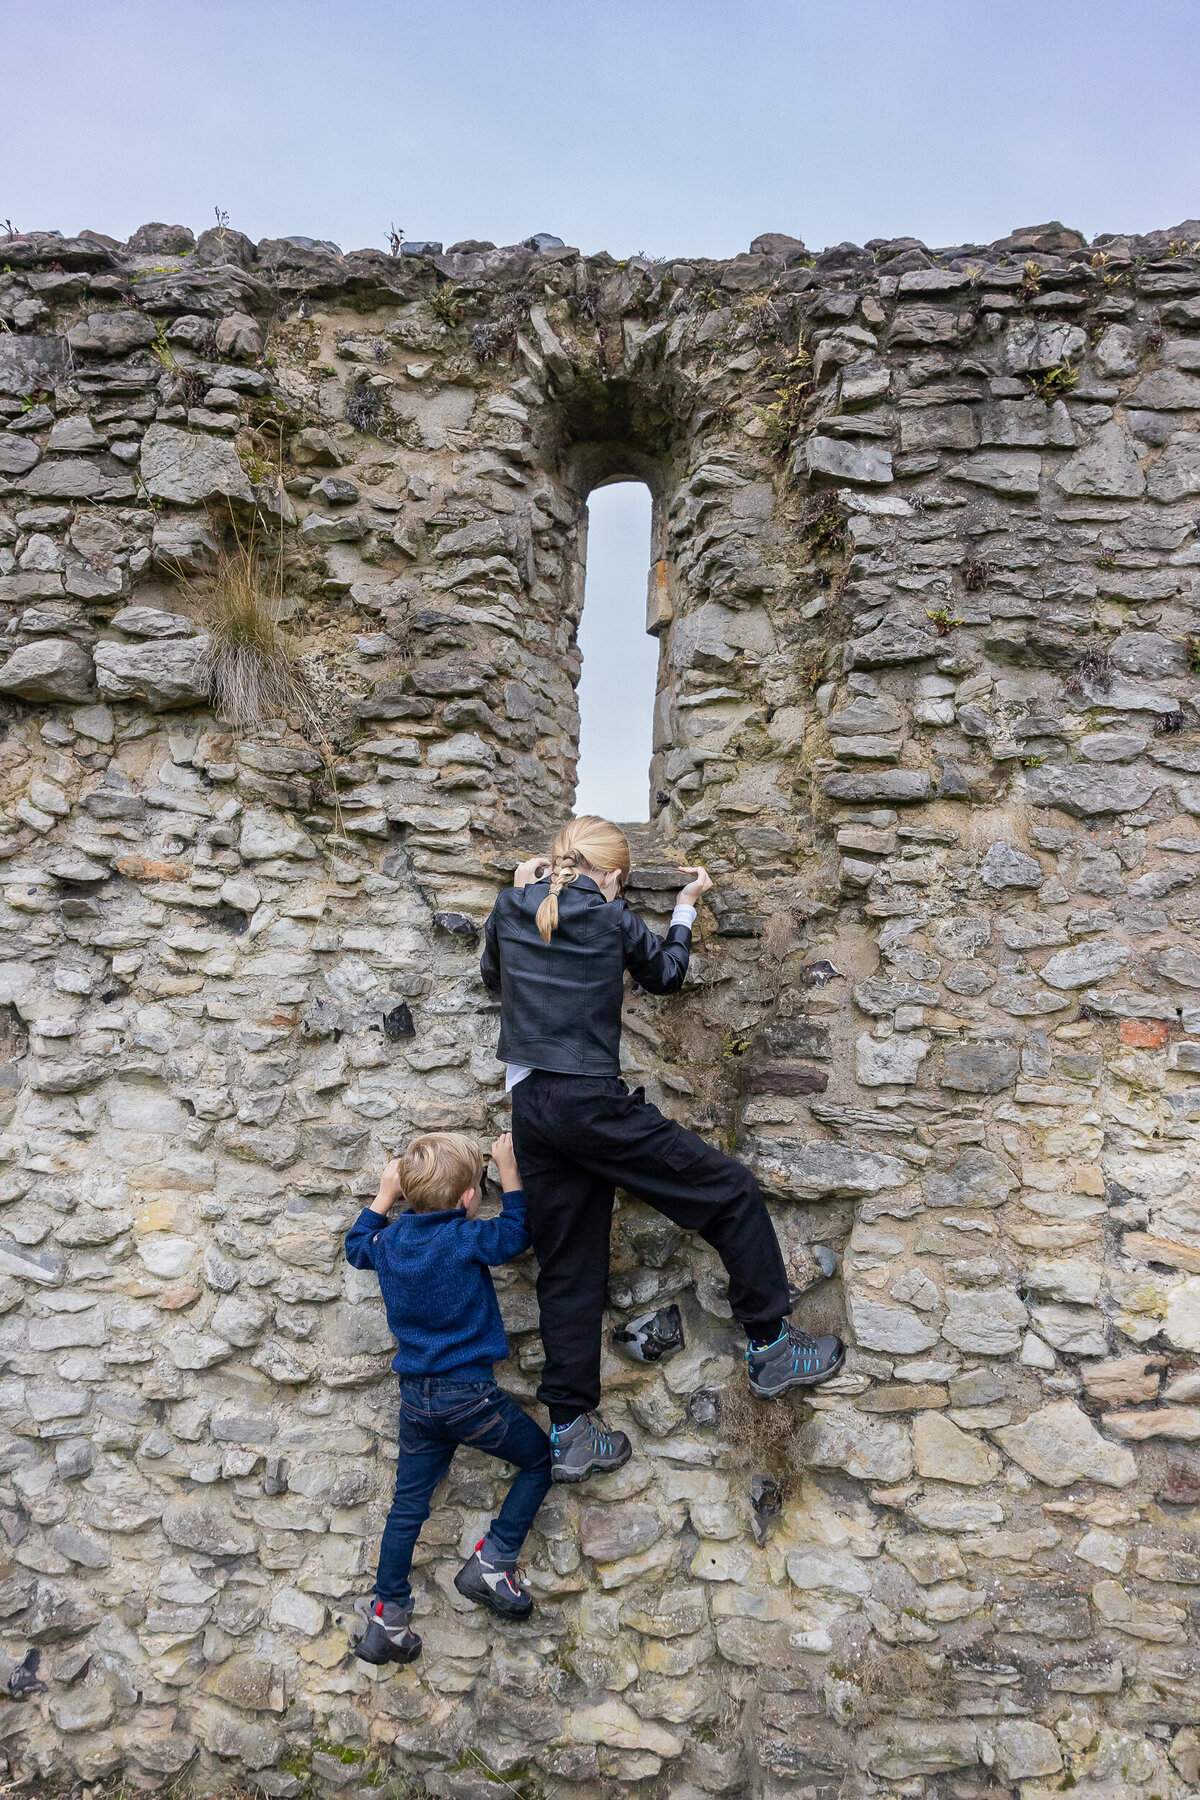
[848,619,940,667]
[946,450,1042,494]
[994,1400,1137,1488]
[18,458,135,501]
[128,221,196,255]
[898,404,979,452]
[0,332,70,396]
[750,1137,907,1198]
[1152,945,1200,988]
[239,810,318,860]
[980,841,1044,889]
[48,416,105,451]
[1025,762,1161,817]
[0,638,94,701]
[1080,730,1149,763]
[801,437,893,485]
[924,1150,1018,1209]
[139,424,254,506]
[67,311,157,356]
[93,636,209,709]
[1147,432,1200,502]
[161,1498,256,1556]
[940,1042,1019,1093]
[1003,318,1087,373]
[109,606,195,638]
[581,1504,663,1562]
[214,312,265,359]
[1127,368,1200,410]
[1056,421,1146,498]
[796,1403,913,1482]
[827,696,904,736]
[322,1301,394,1357]
[0,435,40,476]
[821,770,931,803]
[1109,631,1186,679]
[1093,324,1139,378]
[856,1033,929,1085]
[941,1287,1027,1353]
[847,1294,939,1354]
[854,976,940,1015]
[980,396,1075,447]
[1039,941,1131,989]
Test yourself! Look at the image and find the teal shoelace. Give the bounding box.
[583,1414,616,1455]
[746,1327,822,1374]
[552,1414,616,1454]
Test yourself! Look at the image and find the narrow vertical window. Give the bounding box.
[574,481,657,822]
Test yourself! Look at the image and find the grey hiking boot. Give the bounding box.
[353,1597,421,1665]
[454,1538,533,1620]
[550,1412,632,1483]
[746,1324,844,1398]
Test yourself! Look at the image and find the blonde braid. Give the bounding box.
[532,816,631,944]
[535,850,580,943]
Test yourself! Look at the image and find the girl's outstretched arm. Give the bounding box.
[621,866,711,994]
[480,904,502,995]
[621,905,693,994]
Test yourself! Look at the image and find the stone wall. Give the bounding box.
[4,212,1200,1798]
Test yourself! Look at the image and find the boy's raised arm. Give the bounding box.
[345,1158,404,1268]
[471,1189,531,1265]
[345,1210,382,1269]
[470,1133,530,1265]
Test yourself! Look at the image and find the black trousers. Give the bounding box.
[511,1071,791,1414]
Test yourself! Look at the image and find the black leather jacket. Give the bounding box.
[480,875,692,1077]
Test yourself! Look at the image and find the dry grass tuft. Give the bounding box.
[719,1379,803,1489]
[187,542,318,734]
[833,1645,957,1725]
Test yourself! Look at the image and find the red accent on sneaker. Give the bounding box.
[474,1538,485,1553]
[373,1601,384,1618]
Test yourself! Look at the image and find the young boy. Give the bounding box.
[346,1129,551,1666]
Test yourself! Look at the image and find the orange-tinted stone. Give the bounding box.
[115,854,187,882]
[1119,1019,1169,1049]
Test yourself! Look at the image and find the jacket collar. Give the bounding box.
[387,1206,468,1227]
[531,873,603,896]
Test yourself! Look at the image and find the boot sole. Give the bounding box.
[748,1344,846,1398]
[551,1440,633,1483]
[353,1637,421,1666]
[453,1565,532,1620]
[352,1620,422,1665]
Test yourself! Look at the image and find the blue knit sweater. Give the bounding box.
[344,1191,529,1380]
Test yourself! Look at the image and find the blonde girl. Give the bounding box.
[480,816,844,1481]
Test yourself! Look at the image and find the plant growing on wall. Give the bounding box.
[760,335,813,459]
[189,540,319,733]
[1030,359,1079,401]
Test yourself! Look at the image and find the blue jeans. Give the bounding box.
[375,1377,552,1607]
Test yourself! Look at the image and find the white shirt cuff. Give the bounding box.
[671,903,697,929]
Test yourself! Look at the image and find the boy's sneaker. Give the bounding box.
[746,1324,845,1398]
[550,1412,632,1482]
[454,1539,533,1620]
[352,1598,421,1665]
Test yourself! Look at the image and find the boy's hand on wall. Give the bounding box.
[676,866,712,907]
[371,1158,405,1216]
[491,1132,522,1193]
[513,857,549,888]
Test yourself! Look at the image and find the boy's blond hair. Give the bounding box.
[398,1131,485,1214]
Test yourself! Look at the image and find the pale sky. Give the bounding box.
[6,0,1199,818]
[575,486,658,822]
